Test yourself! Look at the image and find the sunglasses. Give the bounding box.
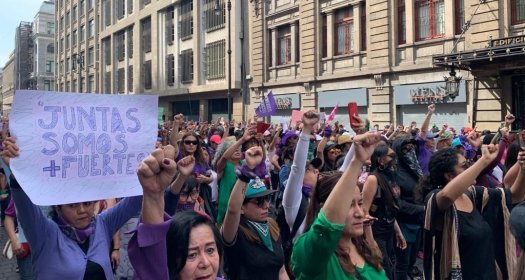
[247,196,270,208]
[65,201,96,209]
[184,140,199,146]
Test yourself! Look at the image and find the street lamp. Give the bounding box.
[444,68,461,100]
[72,53,85,92]
[215,0,232,121]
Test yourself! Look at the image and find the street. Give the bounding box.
[0,225,19,280]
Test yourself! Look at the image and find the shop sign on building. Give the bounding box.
[394,81,466,105]
[274,93,300,110]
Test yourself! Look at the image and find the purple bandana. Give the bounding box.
[302,184,313,198]
[55,215,96,243]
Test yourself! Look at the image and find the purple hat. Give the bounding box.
[280,131,298,146]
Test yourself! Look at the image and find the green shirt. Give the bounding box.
[216,161,240,225]
[291,210,388,280]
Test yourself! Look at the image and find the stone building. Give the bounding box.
[55,0,249,122]
[1,53,15,115]
[247,0,525,131]
[32,0,56,92]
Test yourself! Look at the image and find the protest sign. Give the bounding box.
[291,110,304,125]
[9,90,158,205]
[255,91,277,117]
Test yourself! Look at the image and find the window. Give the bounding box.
[44,80,54,91]
[66,34,70,49]
[415,0,444,41]
[361,2,366,51]
[117,68,125,93]
[88,19,95,38]
[398,0,406,44]
[66,81,70,92]
[116,31,125,61]
[277,25,291,65]
[46,60,54,73]
[143,60,152,89]
[166,54,175,86]
[205,40,225,79]
[128,65,133,92]
[60,16,64,30]
[60,60,64,74]
[205,0,225,31]
[47,22,55,34]
[80,0,85,16]
[73,79,77,92]
[88,47,94,65]
[60,38,64,52]
[104,0,111,26]
[180,0,193,39]
[128,0,133,14]
[104,38,111,65]
[80,25,85,42]
[268,29,273,66]
[141,17,151,53]
[512,0,525,25]
[88,0,95,11]
[166,6,175,45]
[47,43,54,53]
[72,5,77,22]
[128,27,133,58]
[141,0,151,7]
[322,15,327,58]
[105,72,112,93]
[455,0,464,35]
[66,58,71,72]
[88,75,95,92]
[66,11,70,26]
[80,77,85,92]
[117,0,125,20]
[72,30,77,47]
[334,6,354,55]
[180,49,194,83]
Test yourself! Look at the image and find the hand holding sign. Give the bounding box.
[137,145,177,195]
[2,137,19,166]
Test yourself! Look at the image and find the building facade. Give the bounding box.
[55,0,249,122]
[55,0,99,94]
[248,0,525,131]
[2,53,15,115]
[32,0,56,92]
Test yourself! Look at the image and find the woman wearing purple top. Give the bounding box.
[129,145,224,280]
[2,137,143,280]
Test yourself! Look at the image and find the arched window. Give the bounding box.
[47,43,54,53]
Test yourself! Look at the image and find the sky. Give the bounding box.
[0,0,46,68]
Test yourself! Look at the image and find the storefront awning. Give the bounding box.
[433,35,525,70]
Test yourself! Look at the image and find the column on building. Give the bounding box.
[271,27,277,80]
[405,0,414,62]
[290,21,298,76]
[326,10,334,74]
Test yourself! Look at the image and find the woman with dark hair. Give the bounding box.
[292,133,387,280]
[128,145,224,280]
[3,137,143,279]
[417,146,525,280]
[221,145,287,280]
[362,143,406,279]
[164,156,205,215]
[178,132,215,220]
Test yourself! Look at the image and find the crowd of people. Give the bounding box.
[2,104,525,280]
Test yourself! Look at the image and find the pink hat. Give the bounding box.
[210,135,222,144]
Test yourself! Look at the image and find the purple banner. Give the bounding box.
[255,91,277,117]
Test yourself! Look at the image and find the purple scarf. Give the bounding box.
[302,184,313,198]
[55,215,96,243]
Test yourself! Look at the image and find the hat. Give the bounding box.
[280,131,298,146]
[338,134,353,145]
[438,130,453,141]
[315,134,323,141]
[510,201,525,249]
[245,178,278,199]
[425,131,439,139]
[462,127,473,134]
[210,135,222,145]
[451,137,463,148]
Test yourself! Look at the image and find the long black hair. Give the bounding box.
[415,148,459,203]
[166,211,223,280]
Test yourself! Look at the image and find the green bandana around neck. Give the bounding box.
[246,219,274,252]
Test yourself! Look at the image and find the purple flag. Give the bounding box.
[255,91,277,117]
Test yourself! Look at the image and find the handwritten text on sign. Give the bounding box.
[9,90,158,205]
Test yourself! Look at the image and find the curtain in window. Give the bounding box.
[418,2,429,39]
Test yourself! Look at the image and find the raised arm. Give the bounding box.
[221,146,263,244]
[361,174,379,216]
[283,111,319,228]
[323,133,380,224]
[137,145,178,224]
[215,125,255,174]
[316,126,332,170]
[169,114,184,158]
[436,144,498,211]
[168,155,195,195]
[510,150,525,204]
[419,104,435,138]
